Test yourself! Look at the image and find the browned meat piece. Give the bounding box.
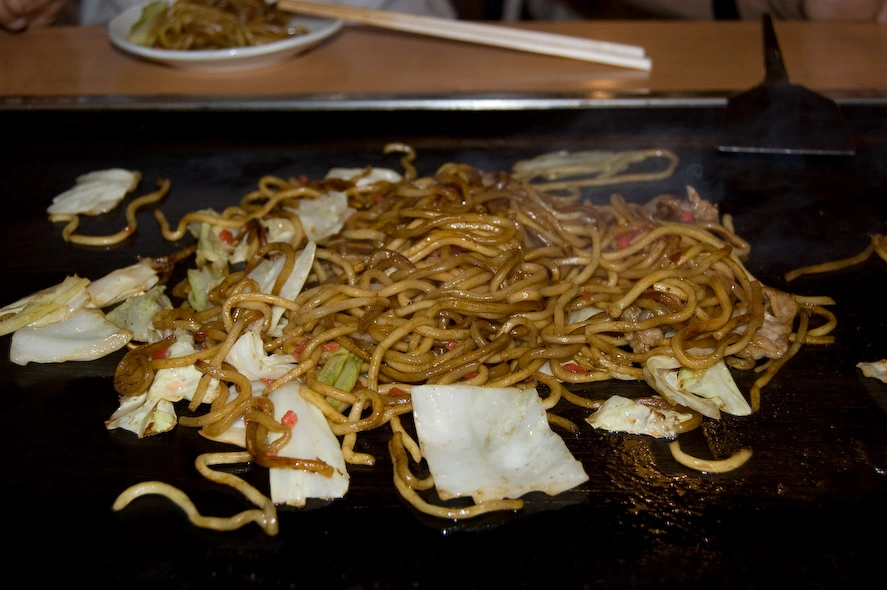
[735,286,799,361]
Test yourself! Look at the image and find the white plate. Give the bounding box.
[108,2,342,72]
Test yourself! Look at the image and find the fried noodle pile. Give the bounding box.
[95,144,835,533]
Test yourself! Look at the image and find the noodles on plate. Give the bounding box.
[127,0,309,50]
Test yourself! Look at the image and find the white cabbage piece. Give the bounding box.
[568,305,605,324]
[225,329,296,382]
[858,359,887,383]
[148,330,221,404]
[0,275,90,337]
[268,382,349,507]
[284,191,354,243]
[188,210,304,268]
[411,384,588,503]
[190,212,241,267]
[643,355,752,419]
[106,330,222,438]
[105,285,173,343]
[585,395,692,439]
[276,241,316,299]
[105,391,177,438]
[325,167,403,186]
[644,356,720,418]
[0,259,160,339]
[186,264,225,312]
[246,241,316,336]
[46,169,140,216]
[85,258,161,309]
[260,217,299,249]
[10,308,132,365]
[677,359,752,416]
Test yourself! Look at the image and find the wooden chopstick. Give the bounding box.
[277,0,652,71]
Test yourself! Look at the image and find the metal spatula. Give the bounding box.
[717,14,855,156]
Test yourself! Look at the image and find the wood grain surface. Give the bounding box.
[2,20,887,103]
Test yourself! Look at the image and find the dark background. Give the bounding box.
[2,105,886,589]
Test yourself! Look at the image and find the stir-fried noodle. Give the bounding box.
[92,144,836,533]
[785,233,887,282]
[130,0,308,50]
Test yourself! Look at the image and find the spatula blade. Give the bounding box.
[718,82,856,156]
[717,14,855,156]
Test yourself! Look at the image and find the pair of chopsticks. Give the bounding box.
[276,0,651,71]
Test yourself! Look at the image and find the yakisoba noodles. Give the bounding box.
[784,233,887,282]
[128,0,308,50]
[92,144,836,533]
[783,233,887,386]
[668,441,752,474]
[49,179,172,246]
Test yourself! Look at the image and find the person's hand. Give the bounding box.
[802,0,887,20]
[0,0,67,32]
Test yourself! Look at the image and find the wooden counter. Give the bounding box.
[2,19,887,108]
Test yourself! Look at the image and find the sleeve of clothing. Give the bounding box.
[619,0,714,18]
[74,0,143,25]
[712,0,740,19]
[375,0,456,18]
[70,0,457,26]
[735,0,805,19]
[316,0,455,18]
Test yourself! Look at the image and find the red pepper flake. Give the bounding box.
[194,331,207,343]
[266,450,278,457]
[445,340,459,351]
[123,225,132,233]
[260,377,274,385]
[298,174,309,184]
[281,410,298,428]
[218,229,234,244]
[322,341,341,352]
[462,371,479,380]
[151,347,170,360]
[292,339,308,360]
[682,210,696,223]
[373,192,384,203]
[389,387,407,397]
[580,288,591,302]
[615,227,646,249]
[562,362,588,374]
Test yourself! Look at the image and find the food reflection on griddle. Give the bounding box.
[0,144,838,535]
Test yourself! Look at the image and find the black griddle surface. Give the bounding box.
[2,106,886,589]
